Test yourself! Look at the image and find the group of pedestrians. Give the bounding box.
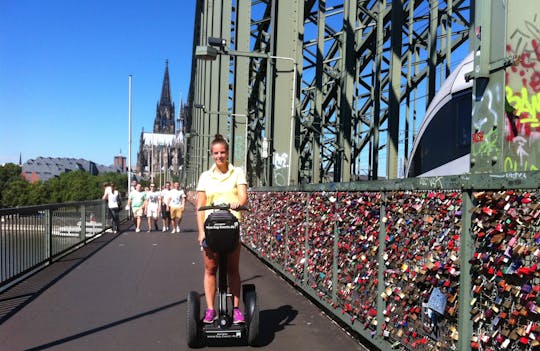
[102,180,186,234]
[127,181,186,233]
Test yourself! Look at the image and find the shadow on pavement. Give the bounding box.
[0,222,130,324]
[24,298,189,351]
[256,304,298,346]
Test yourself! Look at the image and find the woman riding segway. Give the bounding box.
[187,134,259,347]
[196,134,248,324]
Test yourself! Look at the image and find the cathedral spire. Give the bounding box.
[160,59,172,106]
[153,60,176,134]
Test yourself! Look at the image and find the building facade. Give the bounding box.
[22,157,121,182]
[114,153,126,172]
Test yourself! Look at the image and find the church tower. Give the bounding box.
[136,61,183,181]
[153,60,176,134]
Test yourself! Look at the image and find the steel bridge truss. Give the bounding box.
[186,0,472,187]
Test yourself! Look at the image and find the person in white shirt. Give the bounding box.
[102,182,121,233]
[144,183,160,232]
[167,181,186,233]
[160,182,172,232]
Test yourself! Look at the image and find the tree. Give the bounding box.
[0,163,22,186]
[0,163,23,207]
[0,165,129,208]
[27,181,48,205]
[2,178,30,207]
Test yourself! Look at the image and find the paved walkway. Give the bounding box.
[0,203,373,351]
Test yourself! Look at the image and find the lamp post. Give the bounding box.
[195,37,296,185]
[128,75,133,195]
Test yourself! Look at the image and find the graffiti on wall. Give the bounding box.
[472,83,504,161]
[234,134,246,167]
[504,6,540,171]
[273,152,289,186]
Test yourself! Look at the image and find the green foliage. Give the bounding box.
[0,163,128,208]
[0,163,23,206]
[2,177,30,207]
[27,181,48,205]
[0,163,21,186]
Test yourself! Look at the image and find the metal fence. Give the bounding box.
[237,172,540,351]
[0,199,128,288]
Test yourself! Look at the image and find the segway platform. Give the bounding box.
[186,205,259,348]
[203,323,245,339]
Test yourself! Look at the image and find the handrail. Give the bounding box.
[0,198,128,289]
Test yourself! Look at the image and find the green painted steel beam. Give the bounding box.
[337,0,356,182]
[188,0,474,186]
[231,0,251,172]
[313,0,325,184]
[269,0,300,186]
[387,0,403,180]
[470,0,506,174]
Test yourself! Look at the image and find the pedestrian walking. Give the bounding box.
[160,182,172,232]
[145,183,160,232]
[127,183,146,232]
[167,181,186,233]
[102,182,121,233]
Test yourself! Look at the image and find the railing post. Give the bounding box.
[45,209,52,263]
[303,193,310,285]
[101,200,107,231]
[458,190,473,350]
[283,221,288,268]
[376,191,388,338]
[331,197,339,304]
[80,205,86,241]
[268,213,275,264]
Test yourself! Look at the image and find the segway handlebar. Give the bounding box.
[197,204,249,211]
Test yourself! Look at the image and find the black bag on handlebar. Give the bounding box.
[204,209,240,253]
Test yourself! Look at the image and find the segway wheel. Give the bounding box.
[243,284,259,346]
[187,291,201,348]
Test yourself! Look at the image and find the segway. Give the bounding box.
[187,204,259,347]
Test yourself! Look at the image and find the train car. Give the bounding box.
[405,52,474,178]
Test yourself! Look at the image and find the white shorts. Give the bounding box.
[147,203,159,218]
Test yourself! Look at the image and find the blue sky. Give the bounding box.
[0,0,195,167]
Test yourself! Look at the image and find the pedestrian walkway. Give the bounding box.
[0,203,371,351]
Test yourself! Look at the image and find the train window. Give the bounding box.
[407,89,472,177]
[455,91,472,150]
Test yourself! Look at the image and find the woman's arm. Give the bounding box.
[237,184,248,207]
[196,191,207,245]
[229,184,248,210]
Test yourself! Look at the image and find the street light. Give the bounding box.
[207,37,227,48]
[128,75,133,195]
[195,38,268,60]
[195,37,297,185]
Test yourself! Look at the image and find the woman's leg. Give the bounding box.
[111,208,120,232]
[203,250,219,309]
[107,208,114,229]
[227,244,242,307]
[136,213,142,230]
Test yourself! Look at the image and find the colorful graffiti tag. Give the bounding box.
[504,4,540,172]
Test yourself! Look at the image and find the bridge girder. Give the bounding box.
[186,0,472,187]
